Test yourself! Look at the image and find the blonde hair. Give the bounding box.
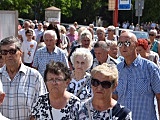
[91,63,118,84]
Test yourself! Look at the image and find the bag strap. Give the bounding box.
[76,77,89,97]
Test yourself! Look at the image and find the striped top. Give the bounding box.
[0,63,47,120]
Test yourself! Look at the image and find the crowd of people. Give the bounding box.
[0,19,159,120]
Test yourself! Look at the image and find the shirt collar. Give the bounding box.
[44,46,58,54]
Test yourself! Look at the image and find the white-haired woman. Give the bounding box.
[67,48,93,100]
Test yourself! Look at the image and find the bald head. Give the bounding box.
[120,31,137,42]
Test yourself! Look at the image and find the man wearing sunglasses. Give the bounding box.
[0,36,47,119]
[78,63,131,119]
[113,31,160,120]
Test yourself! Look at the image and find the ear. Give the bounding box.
[0,93,5,105]
[112,82,118,91]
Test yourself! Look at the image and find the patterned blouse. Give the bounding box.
[67,74,92,100]
[78,98,132,120]
[31,93,81,120]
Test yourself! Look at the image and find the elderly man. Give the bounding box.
[113,31,160,120]
[0,81,10,120]
[32,30,69,77]
[91,41,118,70]
[0,36,47,119]
[18,21,36,42]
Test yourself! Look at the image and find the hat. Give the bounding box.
[108,25,115,30]
[137,39,148,50]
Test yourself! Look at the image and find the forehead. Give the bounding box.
[1,43,16,49]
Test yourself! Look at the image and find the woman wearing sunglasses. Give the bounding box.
[78,63,132,120]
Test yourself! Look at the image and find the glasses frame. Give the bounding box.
[149,34,155,36]
[117,40,131,48]
[0,49,18,55]
[46,78,64,84]
[91,78,114,89]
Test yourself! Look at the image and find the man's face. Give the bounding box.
[1,43,22,67]
[118,34,137,58]
[44,33,57,50]
[94,47,108,63]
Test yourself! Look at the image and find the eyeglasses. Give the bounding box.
[91,78,114,89]
[117,41,131,48]
[47,78,64,83]
[1,49,18,55]
[26,34,33,36]
[149,34,155,36]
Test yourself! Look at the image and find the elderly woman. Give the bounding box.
[149,29,160,56]
[30,61,80,120]
[68,29,94,70]
[137,38,159,67]
[67,48,93,100]
[78,63,131,119]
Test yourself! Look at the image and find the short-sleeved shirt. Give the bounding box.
[114,55,160,120]
[31,93,81,120]
[32,46,69,77]
[78,98,131,120]
[0,63,47,120]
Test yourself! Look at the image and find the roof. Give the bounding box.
[45,6,61,11]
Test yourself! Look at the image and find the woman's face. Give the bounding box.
[92,72,116,100]
[74,55,88,73]
[136,46,147,58]
[46,72,68,95]
[81,36,91,48]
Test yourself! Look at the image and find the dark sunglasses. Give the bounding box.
[91,78,114,89]
[149,34,155,36]
[1,49,18,55]
[117,41,131,48]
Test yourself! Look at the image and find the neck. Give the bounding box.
[47,47,55,53]
[92,98,116,111]
[124,54,137,66]
[73,71,86,80]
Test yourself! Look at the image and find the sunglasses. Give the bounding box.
[1,49,18,55]
[91,78,114,89]
[117,41,131,47]
[149,34,155,36]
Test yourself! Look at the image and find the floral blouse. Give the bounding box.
[31,93,81,120]
[67,74,92,100]
[78,98,132,120]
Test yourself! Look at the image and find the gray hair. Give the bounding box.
[80,30,92,42]
[0,36,21,50]
[94,41,110,51]
[43,30,57,41]
[70,48,93,70]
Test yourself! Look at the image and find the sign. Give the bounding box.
[118,0,131,10]
[108,0,115,11]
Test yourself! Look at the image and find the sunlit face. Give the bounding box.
[44,33,57,50]
[1,43,22,67]
[96,30,105,41]
[46,72,68,95]
[74,55,88,73]
[81,37,91,48]
[92,72,115,100]
[136,46,147,58]
[118,35,137,58]
[108,45,118,59]
[94,47,108,63]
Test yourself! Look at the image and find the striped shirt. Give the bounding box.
[114,55,160,120]
[32,46,69,77]
[0,63,47,120]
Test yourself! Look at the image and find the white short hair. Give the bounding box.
[149,29,157,36]
[43,30,57,40]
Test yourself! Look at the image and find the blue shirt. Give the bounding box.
[114,55,160,120]
[32,46,69,77]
